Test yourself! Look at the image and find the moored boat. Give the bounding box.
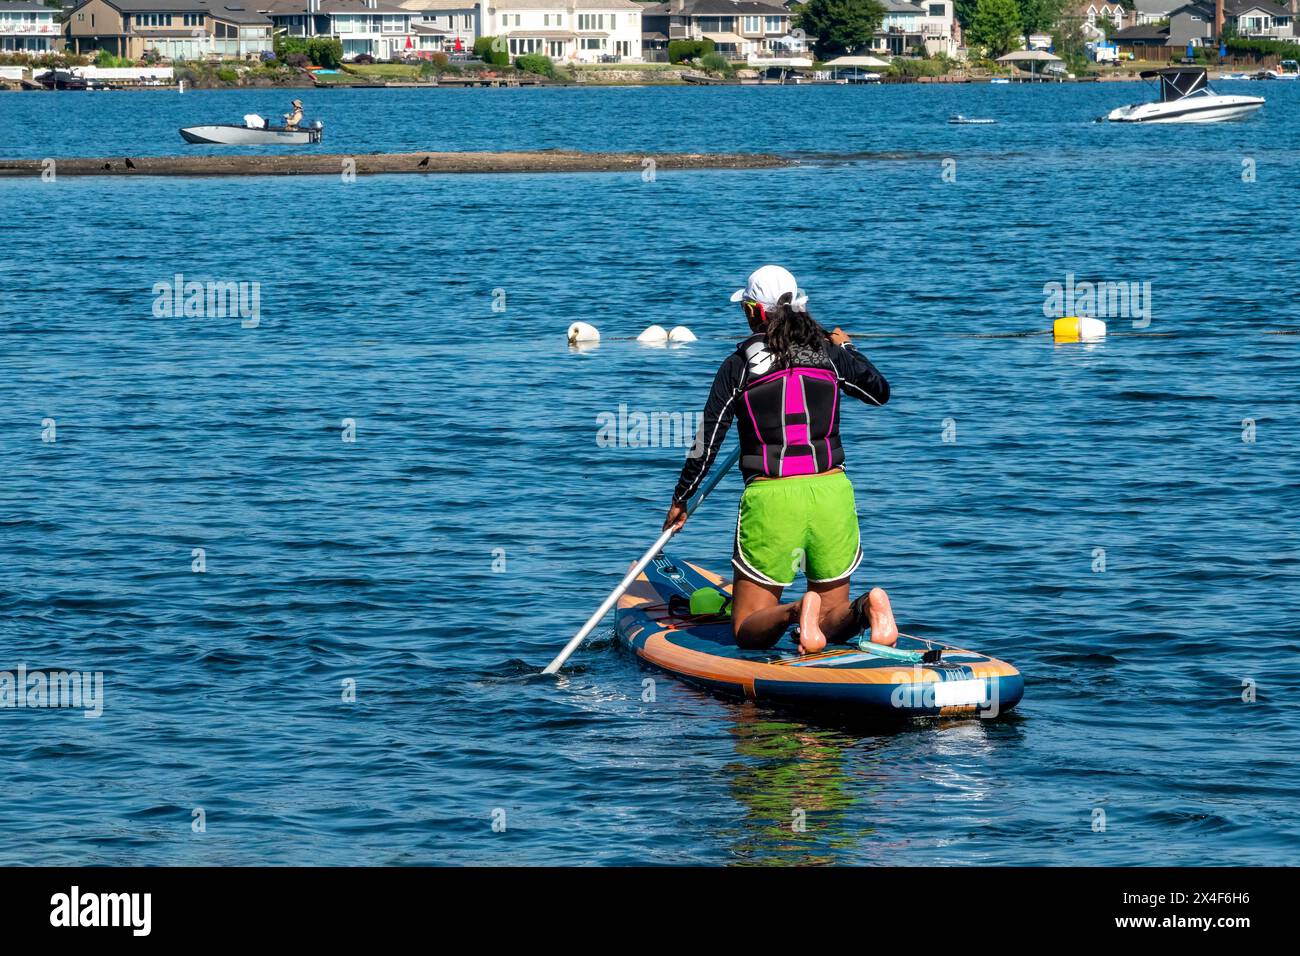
[35,69,111,91]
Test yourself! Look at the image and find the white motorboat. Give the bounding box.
[180,114,323,145]
[1264,59,1299,80]
[1107,67,1262,123]
[949,114,996,124]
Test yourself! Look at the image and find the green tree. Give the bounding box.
[794,0,887,59]
[968,0,1023,57]
[1016,0,1062,37]
[955,0,978,28]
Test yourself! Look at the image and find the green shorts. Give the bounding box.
[733,470,862,587]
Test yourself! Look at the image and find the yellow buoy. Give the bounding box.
[1053,316,1106,343]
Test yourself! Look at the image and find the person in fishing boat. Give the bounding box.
[283,99,304,130]
[663,265,897,655]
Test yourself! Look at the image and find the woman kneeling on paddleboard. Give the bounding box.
[663,265,897,654]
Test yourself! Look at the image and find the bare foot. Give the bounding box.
[867,587,898,647]
[797,591,826,654]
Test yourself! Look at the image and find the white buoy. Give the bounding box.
[567,321,600,344]
[637,324,669,344]
[667,325,697,343]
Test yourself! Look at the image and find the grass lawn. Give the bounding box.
[345,63,424,80]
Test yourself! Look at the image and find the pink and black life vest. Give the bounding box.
[736,337,844,479]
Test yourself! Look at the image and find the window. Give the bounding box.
[927,3,944,16]
[764,16,782,32]
[183,14,204,26]
[743,16,760,32]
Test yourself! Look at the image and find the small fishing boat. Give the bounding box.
[179,114,323,145]
[1107,67,1262,123]
[949,114,996,124]
[615,555,1024,718]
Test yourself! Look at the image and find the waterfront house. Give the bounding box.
[871,0,957,57]
[1133,0,1179,24]
[1164,0,1295,48]
[480,0,642,62]
[262,0,415,60]
[1225,0,1295,38]
[0,1,62,53]
[1069,1,1131,34]
[640,0,797,62]
[65,0,273,59]
[394,1,477,52]
[1112,22,1171,57]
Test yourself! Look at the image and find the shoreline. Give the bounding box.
[0,149,791,177]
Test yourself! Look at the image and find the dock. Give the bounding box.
[0,150,791,178]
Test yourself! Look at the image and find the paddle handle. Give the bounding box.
[541,445,740,676]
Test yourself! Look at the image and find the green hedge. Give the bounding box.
[668,39,715,63]
[515,53,555,77]
[273,36,342,68]
[1226,37,1300,59]
[473,36,511,66]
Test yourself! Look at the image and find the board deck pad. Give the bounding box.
[615,555,1024,718]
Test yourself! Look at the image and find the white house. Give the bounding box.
[481,0,642,62]
[873,0,958,57]
[264,0,416,61]
[396,2,478,53]
[0,0,61,53]
[640,1,800,61]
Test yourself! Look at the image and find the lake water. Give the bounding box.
[1,82,1298,865]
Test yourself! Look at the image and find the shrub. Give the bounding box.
[887,56,948,78]
[216,67,239,84]
[283,52,309,69]
[473,36,511,66]
[352,53,375,64]
[274,35,342,68]
[95,49,133,68]
[699,51,730,73]
[668,39,714,63]
[515,53,555,77]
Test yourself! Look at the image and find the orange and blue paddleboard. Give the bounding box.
[616,555,1024,718]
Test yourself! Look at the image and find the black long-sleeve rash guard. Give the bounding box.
[673,334,890,504]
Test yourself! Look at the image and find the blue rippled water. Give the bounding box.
[1,82,1298,865]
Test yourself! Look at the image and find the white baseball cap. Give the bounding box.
[730,265,807,311]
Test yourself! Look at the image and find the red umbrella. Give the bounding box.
[405,35,412,50]
[454,36,463,52]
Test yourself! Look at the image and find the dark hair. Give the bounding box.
[763,293,824,368]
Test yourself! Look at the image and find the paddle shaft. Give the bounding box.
[541,445,741,676]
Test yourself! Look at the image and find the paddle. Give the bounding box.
[541,445,741,676]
